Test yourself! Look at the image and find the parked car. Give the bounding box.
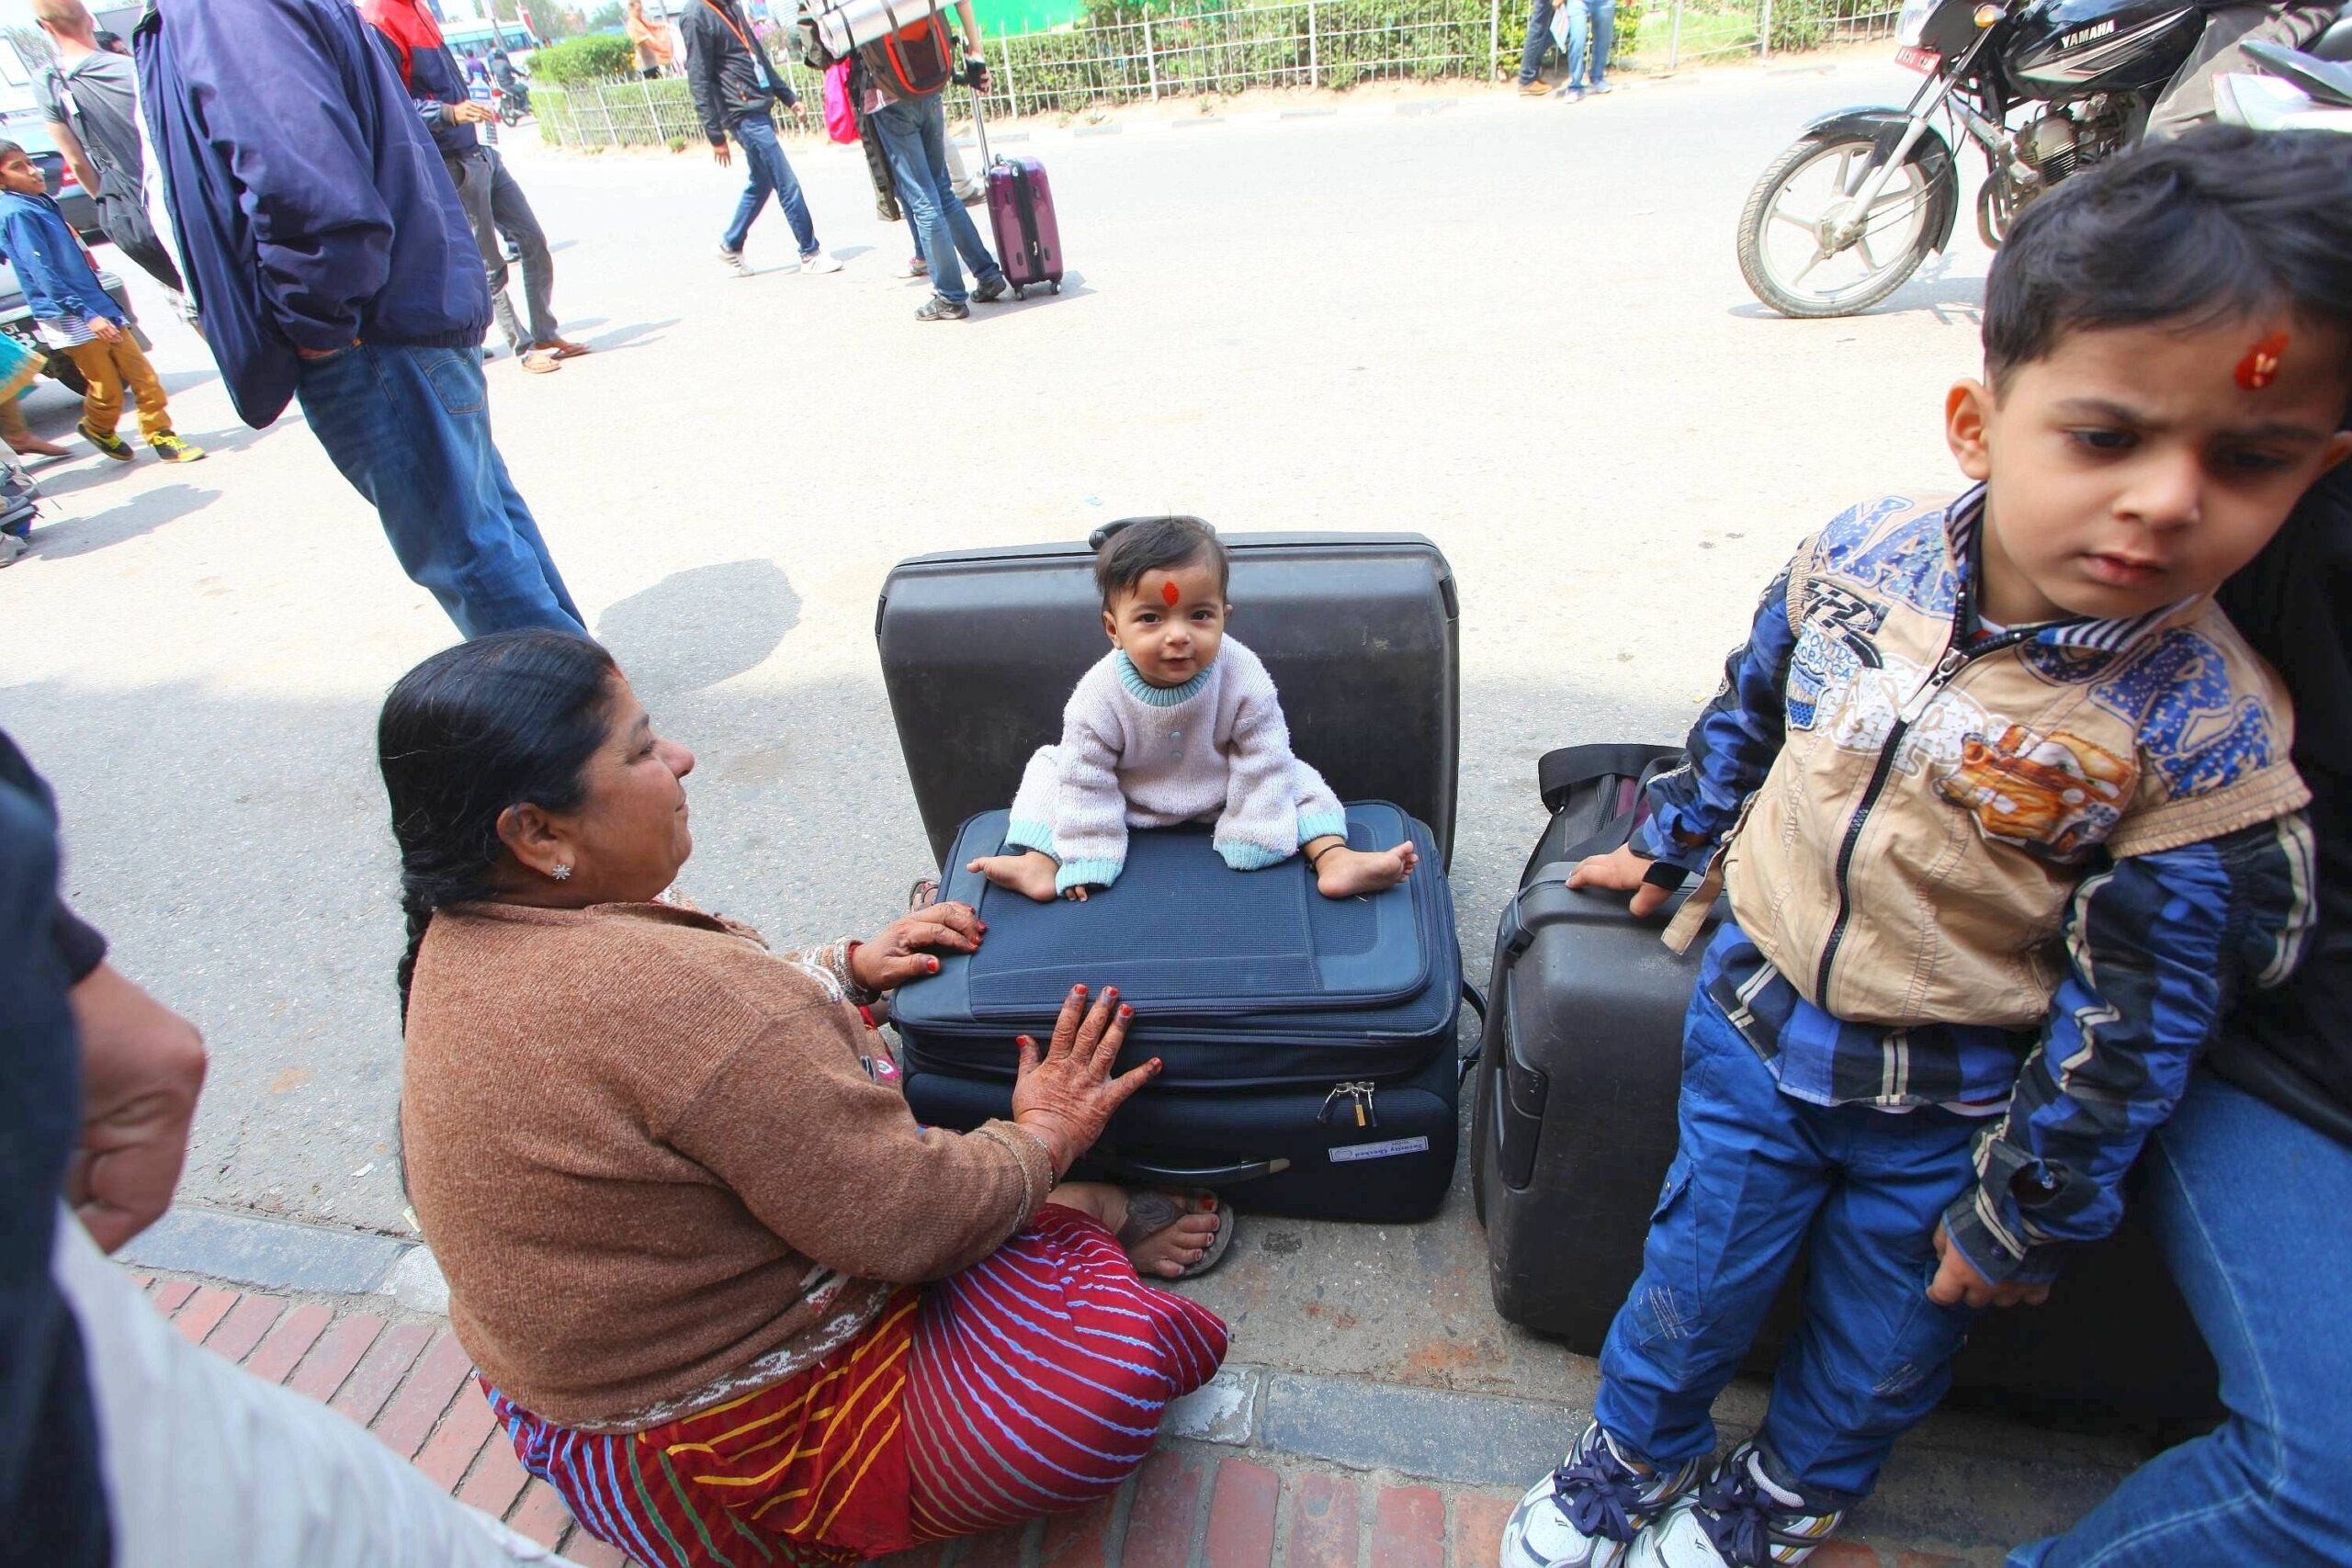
[0,258,145,396]
[0,111,105,245]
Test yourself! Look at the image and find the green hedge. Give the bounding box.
[530,33,638,85]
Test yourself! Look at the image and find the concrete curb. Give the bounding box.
[128,1203,2138,1546]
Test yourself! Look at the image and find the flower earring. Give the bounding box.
[550,863,573,882]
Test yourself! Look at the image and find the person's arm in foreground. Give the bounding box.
[164,0,396,355]
[1932,813,2317,1306]
[66,960,206,1254]
[1575,554,1802,916]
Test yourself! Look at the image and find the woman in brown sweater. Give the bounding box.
[380,631,1232,1566]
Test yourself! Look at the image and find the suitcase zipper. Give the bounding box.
[1317,1081,1379,1129]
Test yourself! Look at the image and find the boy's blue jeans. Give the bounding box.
[871,94,1002,305]
[1593,981,1981,1505]
[2008,1071,2352,1567]
[296,344,583,639]
[722,111,820,258]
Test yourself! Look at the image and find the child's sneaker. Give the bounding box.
[148,434,206,464]
[717,243,754,277]
[1502,1423,1702,1568]
[1627,1443,1845,1568]
[78,421,133,461]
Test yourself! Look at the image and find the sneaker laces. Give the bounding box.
[1692,1450,1823,1567]
[1551,1430,1656,1542]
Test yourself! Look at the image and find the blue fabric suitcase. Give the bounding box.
[894,802,1471,1221]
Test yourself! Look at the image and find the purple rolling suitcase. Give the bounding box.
[972,91,1062,298]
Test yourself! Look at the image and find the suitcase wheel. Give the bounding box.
[1050,281,1061,295]
[1012,285,1026,299]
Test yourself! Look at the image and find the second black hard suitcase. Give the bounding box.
[876,525,1460,870]
[1474,744,2222,1423]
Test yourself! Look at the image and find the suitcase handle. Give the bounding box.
[1537,742,1681,814]
[1091,1155,1294,1186]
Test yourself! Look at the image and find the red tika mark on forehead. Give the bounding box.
[1160,580,1181,605]
[2236,332,2290,391]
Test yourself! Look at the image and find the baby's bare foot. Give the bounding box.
[1316,841,1419,898]
[969,849,1060,902]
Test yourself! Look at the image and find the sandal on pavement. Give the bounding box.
[517,348,561,374]
[909,876,940,911]
[1116,1190,1235,1280]
[533,337,593,359]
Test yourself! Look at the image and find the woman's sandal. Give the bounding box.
[909,877,940,912]
[1116,1190,1235,1280]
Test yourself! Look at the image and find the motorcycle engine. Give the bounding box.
[2020,113,2080,181]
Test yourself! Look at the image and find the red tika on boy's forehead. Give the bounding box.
[2234,331,2290,391]
[1160,580,1181,606]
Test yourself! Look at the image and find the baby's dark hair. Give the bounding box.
[1984,127,2352,411]
[1093,515,1229,608]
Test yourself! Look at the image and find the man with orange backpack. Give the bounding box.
[684,0,842,277]
[851,0,1007,321]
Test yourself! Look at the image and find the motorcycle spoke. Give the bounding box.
[1857,229,1881,272]
[1770,207,1823,235]
[1789,249,1830,288]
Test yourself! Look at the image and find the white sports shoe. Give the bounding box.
[1626,1444,1844,1568]
[717,244,754,277]
[1501,1425,1702,1568]
[799,248,843,274]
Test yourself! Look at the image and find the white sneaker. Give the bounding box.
[718,244,753,277]
[1625,1444,1844,1568]
[0,532,28,567]
[1501,1424,1702,1568]
[799,248,842,275]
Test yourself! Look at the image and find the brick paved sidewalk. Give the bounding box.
[132,1271,1980,1568]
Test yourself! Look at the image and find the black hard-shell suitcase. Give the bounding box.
[876,525,1460,870]
[1473,745,2222,1423]
[896,803,1471,1221]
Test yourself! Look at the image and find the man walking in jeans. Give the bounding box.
[869,1,1007,321]
[684,0,842,277]
[361,0,588,376]
[135,0,583,638]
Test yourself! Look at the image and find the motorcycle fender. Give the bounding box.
[1797,107,1962,255]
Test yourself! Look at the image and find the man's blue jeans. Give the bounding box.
[1593,980,1981,1505]
[1520,0,1612,85]
[2009,1072,2352,1567]
[296,344,583,638]
[870,94,1001,304]
[1555,0,1615,86]
[722,110,820,258]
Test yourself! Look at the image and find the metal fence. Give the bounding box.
[534,0,1903,145]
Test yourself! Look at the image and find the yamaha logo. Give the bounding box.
[2059,18,2117,47]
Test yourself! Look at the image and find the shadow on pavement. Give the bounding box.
[596,558,801,703]
[29,480,216,560]
[579,318,680,354]
[1724,264,1984,325]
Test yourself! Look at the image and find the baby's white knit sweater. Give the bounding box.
[1005,638,1347,895]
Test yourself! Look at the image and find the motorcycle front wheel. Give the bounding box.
[1736,131,1944,319]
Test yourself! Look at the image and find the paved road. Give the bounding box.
[1,59,2003,1387]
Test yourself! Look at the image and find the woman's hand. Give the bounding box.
[849,901,985,992]
[1010,986,1159,1176]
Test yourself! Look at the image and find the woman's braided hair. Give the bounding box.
[377,629,617,1022]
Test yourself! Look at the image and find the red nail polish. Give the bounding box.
[1073,985,1087,995]
[928,957,941,973]
[1119,1005,1133,1019]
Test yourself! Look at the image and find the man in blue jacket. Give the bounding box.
[133,0,582,639]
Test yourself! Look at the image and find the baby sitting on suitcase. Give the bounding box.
[968,515,1419,902]
[1503,131,2347,1568]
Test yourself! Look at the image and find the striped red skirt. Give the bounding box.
[483,1205,1229,1566]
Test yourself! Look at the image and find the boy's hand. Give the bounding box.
[450,100,496,124]
[1567,842,1675,919]
[86,318,122,343]
[1928,1222,2051,1310]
